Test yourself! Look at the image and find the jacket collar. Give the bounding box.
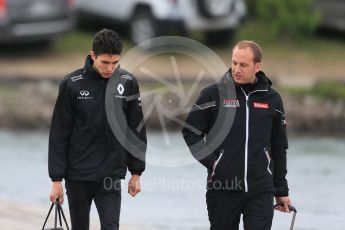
[82,55,100,81]
[82,55,121,81]
[221,69,272,92]
[254,70,272,90]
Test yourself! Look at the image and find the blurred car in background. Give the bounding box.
[0,0,76,44]
[315,0,345,32]
[76,0,246,45]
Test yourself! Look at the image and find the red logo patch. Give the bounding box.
[253,102,269,109]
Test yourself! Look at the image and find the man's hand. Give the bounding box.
[128,175,141,197]
[275,196,291,212]
[50,181,64,204]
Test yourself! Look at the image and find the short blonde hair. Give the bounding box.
[233,40,263,63]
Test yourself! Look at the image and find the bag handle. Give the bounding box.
[42,198,70,230]
[57,199,70,230]
[42,201,54,230]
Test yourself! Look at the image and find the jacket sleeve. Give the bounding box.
[271,95,289,197]
[48,79,74,182]
[125,79,146,175]
[182,88,218,169]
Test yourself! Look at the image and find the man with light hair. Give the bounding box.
[183,40,292,229]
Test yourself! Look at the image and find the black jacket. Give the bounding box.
[182,70,289,196]
[48,56,146,182]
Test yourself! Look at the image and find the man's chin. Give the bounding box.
[102,74,112,79]
[233,78,244,84]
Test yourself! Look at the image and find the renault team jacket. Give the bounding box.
[48,56,146,182]
[182,70,289,197]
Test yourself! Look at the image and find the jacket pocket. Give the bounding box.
[210,149,224,180]
[264,147,272,175]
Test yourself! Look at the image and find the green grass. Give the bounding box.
[280,81,345,101]
[234,20,345,57]
[52,30,95,54]
[0,84,19,99]
[52,30,133,55]
[235,20,280,45]
[39,20,345,65]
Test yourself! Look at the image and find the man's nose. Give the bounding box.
[233,65,239,73]
[106,65,113,72]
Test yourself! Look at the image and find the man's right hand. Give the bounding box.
[50,181,64,204]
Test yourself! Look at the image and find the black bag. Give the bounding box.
[42,198,70,230]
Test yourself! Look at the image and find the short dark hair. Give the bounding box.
[233,40,263,63]
[92,28,123,56]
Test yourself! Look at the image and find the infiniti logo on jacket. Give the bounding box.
[80,90,89,96]
[77,90,93,100]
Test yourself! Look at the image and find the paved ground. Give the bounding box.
[0,199,143,230]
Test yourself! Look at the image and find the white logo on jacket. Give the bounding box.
[80,90,89,96]
[120,75,133,80]
[223,99,240,108]
[117,84,125,95]
[77,90,93,100]
[71,75,83,82]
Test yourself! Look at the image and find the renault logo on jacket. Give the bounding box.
[117,84,125,95]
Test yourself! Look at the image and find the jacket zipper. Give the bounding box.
[210,149,224,179]
[240,87,268,192]
[102,79,109,179]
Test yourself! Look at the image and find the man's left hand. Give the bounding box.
[275,196,292,213]
[128,174,141,197]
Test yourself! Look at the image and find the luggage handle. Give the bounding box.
[274,204,297,230]
[274,204,297,212]
[42,198,70,230]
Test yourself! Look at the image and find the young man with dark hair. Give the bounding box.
[48,28,146,230]
[183,40,291,230]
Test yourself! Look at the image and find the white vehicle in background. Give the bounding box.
[76,0,247,45]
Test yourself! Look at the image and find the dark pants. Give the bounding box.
[206,190,274,230]
[65,179,121,230]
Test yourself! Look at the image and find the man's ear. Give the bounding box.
[90,50,96,61]
[255,62,262,73]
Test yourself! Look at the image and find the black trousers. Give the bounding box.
[206,190,274,230]
[65,179,121,230]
